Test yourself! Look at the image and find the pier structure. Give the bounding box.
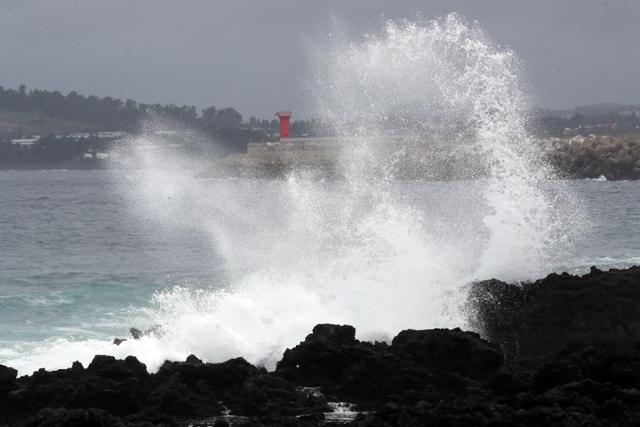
[247,137,341,167]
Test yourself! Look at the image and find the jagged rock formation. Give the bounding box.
[1,266,640,426]
[470,266,640,358]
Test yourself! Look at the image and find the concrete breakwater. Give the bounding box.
[540,135,640,180]
[210,135,640,180]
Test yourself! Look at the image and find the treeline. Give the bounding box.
[0,85,141,131]
[0,85,322,152]
[5,84,636,149]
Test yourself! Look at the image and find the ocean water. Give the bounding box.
[0,170,639,374]
[2,14,639,375]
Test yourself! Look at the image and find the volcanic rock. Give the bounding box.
[276,325,503,405]
[2,266,640,425]
[276,323,377,390]
[23,407,128,427]
[87,355,148,381]
[470,265,640,359]
[0,364,17,396]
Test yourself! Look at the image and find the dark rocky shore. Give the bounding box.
[2,266,640,426]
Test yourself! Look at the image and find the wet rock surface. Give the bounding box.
[275,324,503,407]
[471,265,640,358]
[1,266,640,426]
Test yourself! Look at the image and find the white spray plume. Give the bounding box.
[7,14,583,375]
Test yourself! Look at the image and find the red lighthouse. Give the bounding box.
[275,111,292,139]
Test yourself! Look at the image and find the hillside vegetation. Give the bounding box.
[0,109,96,136]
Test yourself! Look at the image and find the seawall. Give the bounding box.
[540,135,640,180]
[211,134,640,180]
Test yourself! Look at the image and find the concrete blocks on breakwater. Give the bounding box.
[210,134,640,180]
[538,135,640,180]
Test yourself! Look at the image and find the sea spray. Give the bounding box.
[311,14,569,281]
[4,14,583,375]
[120,15,578,368]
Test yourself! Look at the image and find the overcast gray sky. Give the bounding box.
[1,0,639,118]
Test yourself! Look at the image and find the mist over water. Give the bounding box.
[4,15,584,374]
[313,15,581,278]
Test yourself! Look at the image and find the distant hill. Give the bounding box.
[0,109,98,137]
[1,84,638,140]
[0,84,277,152]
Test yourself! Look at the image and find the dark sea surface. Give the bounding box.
[1,170,639,373]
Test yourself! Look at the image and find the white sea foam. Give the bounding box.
[5,14,583,375]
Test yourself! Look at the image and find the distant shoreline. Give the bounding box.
[2,134,640,180]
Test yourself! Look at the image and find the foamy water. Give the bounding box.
[0,15,590,375]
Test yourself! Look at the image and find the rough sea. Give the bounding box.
[2,15,639,376]
[1,170,639,375]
